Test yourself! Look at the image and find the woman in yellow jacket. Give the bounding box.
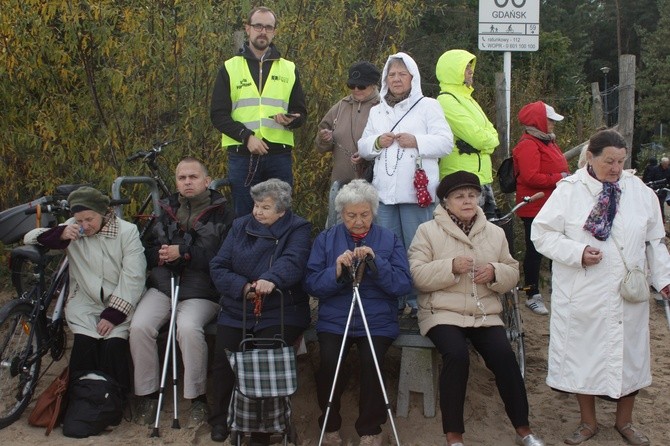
[436,49,500,218]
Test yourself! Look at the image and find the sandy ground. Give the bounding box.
[1,291,670,446]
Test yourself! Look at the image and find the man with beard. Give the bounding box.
[210,6,307,217]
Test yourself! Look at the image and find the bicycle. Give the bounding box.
[111,140,177,239]
[488,191,545,379]
[0,191,127,429]
[112,142,234,237]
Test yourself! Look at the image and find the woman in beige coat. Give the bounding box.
[27,187,146,394]
[408,171,543,446]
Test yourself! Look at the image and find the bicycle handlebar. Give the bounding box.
[646,178,668,189]
[125,139,180,163]
[488,192,545,225]
[24,198,131,215]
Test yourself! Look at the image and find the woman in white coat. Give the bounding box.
[358,52,453,313]
[532,129,670,446]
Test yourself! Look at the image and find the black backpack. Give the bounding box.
[62,370,124,438]
[498,156,517,193]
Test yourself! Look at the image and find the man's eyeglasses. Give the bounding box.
[347,84,369,90]
[249,23,275,33]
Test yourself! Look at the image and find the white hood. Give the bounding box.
[380,52,423,105]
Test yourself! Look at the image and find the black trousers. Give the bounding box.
[426,325,529,434]
[209,323,304,441]
[316,332,393,437]
[69,333,131,395]
[521,216,543,297]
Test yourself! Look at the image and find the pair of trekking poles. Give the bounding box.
[318,253,402,446]
[151,272,181,437]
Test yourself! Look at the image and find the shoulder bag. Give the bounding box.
[28,365,69,435]
[613,238,650,303]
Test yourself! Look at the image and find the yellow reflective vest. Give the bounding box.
[221,56,296,147]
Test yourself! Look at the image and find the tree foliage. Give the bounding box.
[638,0,670,135]
[0,0,666,234]
[0,0,426,231]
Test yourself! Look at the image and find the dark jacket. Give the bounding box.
[145,190,233,302]
[210,42,307,154]
[210,210,312,331]
[303,223,412,339]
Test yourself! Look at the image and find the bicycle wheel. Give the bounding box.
[0,300,42,429]
[501,289,526,378]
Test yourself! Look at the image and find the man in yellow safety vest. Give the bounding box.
[210,6,307,217]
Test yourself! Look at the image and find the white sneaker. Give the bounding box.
[359,433,384,446]
[526,294,549,315]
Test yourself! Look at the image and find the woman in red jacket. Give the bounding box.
[513,101,569,315]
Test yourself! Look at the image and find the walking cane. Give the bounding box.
[151,272,181,437]
[318,255,402,446]
[663,298,670,331]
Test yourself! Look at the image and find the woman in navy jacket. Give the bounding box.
[208,179,311,445]
[304,179,412,446]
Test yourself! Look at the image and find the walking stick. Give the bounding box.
[663,298,670,331]
[151,273,181,437]
[318,255,401,446]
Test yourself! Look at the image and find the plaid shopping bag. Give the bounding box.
[227,343,297,433]
[228,345,298,398]
[227,392,291,433]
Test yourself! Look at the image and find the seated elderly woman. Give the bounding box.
[407,171,544,446]
[304,179,412,446]
[25,186,146,394]
[208,178,311,445]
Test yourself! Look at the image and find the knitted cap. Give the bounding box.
[68,186,110,215]
[436,171,481,201]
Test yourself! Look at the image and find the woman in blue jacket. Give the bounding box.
[208,179,311,445]
[304,179,412,446]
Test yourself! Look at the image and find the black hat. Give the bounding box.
[68,186,110,215]
[347,61,381,87]
[436,171,481,201]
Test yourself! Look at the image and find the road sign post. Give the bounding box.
[479,0,540,155]
[479,0,540,52]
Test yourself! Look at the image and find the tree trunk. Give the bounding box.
[591,82,605,128]
[618,54,636,169]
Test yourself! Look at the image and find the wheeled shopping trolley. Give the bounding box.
[227,289,298,446]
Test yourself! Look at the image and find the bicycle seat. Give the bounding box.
[11,244,49,264]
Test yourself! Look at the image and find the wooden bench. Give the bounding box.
[394,317,437,418]
[204,317,438,418]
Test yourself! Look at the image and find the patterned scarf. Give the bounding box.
[582,164,621,241]
[447,209,477,236]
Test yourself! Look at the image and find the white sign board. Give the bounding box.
[479,0,540,52]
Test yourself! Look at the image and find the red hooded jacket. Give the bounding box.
[512,101,569,217]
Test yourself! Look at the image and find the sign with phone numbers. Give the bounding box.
[478,0,540,52]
